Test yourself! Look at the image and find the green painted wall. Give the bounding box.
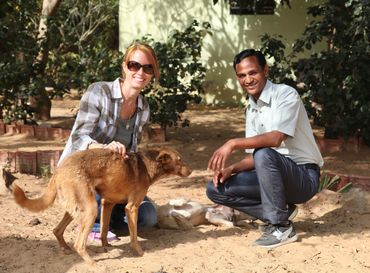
[119,0,323,106]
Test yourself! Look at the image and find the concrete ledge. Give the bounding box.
[0,123,166,175]
[0,150,63,175]
[0,120,71,141]
[315,136,364,153]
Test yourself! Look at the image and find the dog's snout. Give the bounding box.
[180,165,192,177]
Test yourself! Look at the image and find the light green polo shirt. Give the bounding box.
[245,80,324,167]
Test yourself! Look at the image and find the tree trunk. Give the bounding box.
[36,0,61,65]
[31,0,62,120]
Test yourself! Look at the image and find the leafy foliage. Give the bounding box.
[258,1,370,144]
[212,0,291,8]
[292,0,370,143]
[1,2,209,131]
[259,33,295,88]
[45,0,122,96]
[0,0,122,123]
[319,174,352,193]
[0,1,40,123]
[142,20,211,129]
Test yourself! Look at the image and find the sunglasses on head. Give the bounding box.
[127,61,154,75]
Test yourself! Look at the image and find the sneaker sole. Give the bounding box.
[254,234,298,249]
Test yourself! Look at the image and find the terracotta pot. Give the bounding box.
[35,126,49,141]
[6,151,17,172]
[349,175,370,191]
[36,150,61,174]
[62,129,72,140]
[16,151,37,174]
[20,125,35,137]
[150,127,166,142]
[342,136,363,152]
[0,121,5,135]
[48,128,63,140]
[5,124,20,135]
[0,151,10,170]
[316,138,344,153]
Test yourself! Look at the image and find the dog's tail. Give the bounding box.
[13,175,57,212]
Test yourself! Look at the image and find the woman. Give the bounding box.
[58,41,160,240]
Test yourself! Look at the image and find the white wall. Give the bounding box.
[119,0,324,106]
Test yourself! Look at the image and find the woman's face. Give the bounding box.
[122,50,154,90]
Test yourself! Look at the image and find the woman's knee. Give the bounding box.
[138,201,158,228]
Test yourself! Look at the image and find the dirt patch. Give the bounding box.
[1,101,370,273]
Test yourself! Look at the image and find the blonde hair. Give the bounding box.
[122,41,160,83]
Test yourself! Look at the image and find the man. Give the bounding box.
[206,49,323,248]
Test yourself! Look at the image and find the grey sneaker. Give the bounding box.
[259,204,298,232]
[254,222,298,248]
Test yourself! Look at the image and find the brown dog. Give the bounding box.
[12,147,191,264]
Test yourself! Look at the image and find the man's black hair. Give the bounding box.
[233,49,267,71]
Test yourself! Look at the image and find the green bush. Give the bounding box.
[259,33,296,88]
[318,174,352,193]
[0,1,121,122]
[258,1,370,145]
[45,0,121,96]
[142,20,211,129]
[292,0,370,143]
[0,1,40,123]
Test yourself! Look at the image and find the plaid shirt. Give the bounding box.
[59,78,150,164]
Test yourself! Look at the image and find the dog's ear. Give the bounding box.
[156,151,172,165]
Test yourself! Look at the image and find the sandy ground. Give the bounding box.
[1,101,370,273]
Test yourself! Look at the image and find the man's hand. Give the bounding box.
[212,166,233,188]
[208,140,234,172]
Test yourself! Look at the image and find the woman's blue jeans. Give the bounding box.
[206,147,320,225]
[95,195,157,230]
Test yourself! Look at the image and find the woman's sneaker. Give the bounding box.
[88,223,118,242]
[254,222,298,248]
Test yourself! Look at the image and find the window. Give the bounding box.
[229,0,276,15]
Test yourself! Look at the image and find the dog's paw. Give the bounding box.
[205,209,234,227]
[102,243,112,251]
[169,198,190,206]
[170,209,191,218]
[133,247,144,257]
[171,211,193,230]
[62,247,73,255]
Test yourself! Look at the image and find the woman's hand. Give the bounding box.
[89,141,128,159]
[104,141,129,159]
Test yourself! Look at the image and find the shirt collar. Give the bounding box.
[248,80,272,109]
[112,78,123,99]
[137,94,144,111]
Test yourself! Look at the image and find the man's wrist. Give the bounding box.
[227,165,235,174]
[228,139,236,150]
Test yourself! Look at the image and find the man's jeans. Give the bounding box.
[206,148,320,225]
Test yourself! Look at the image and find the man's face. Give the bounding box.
[235,56,268,100]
